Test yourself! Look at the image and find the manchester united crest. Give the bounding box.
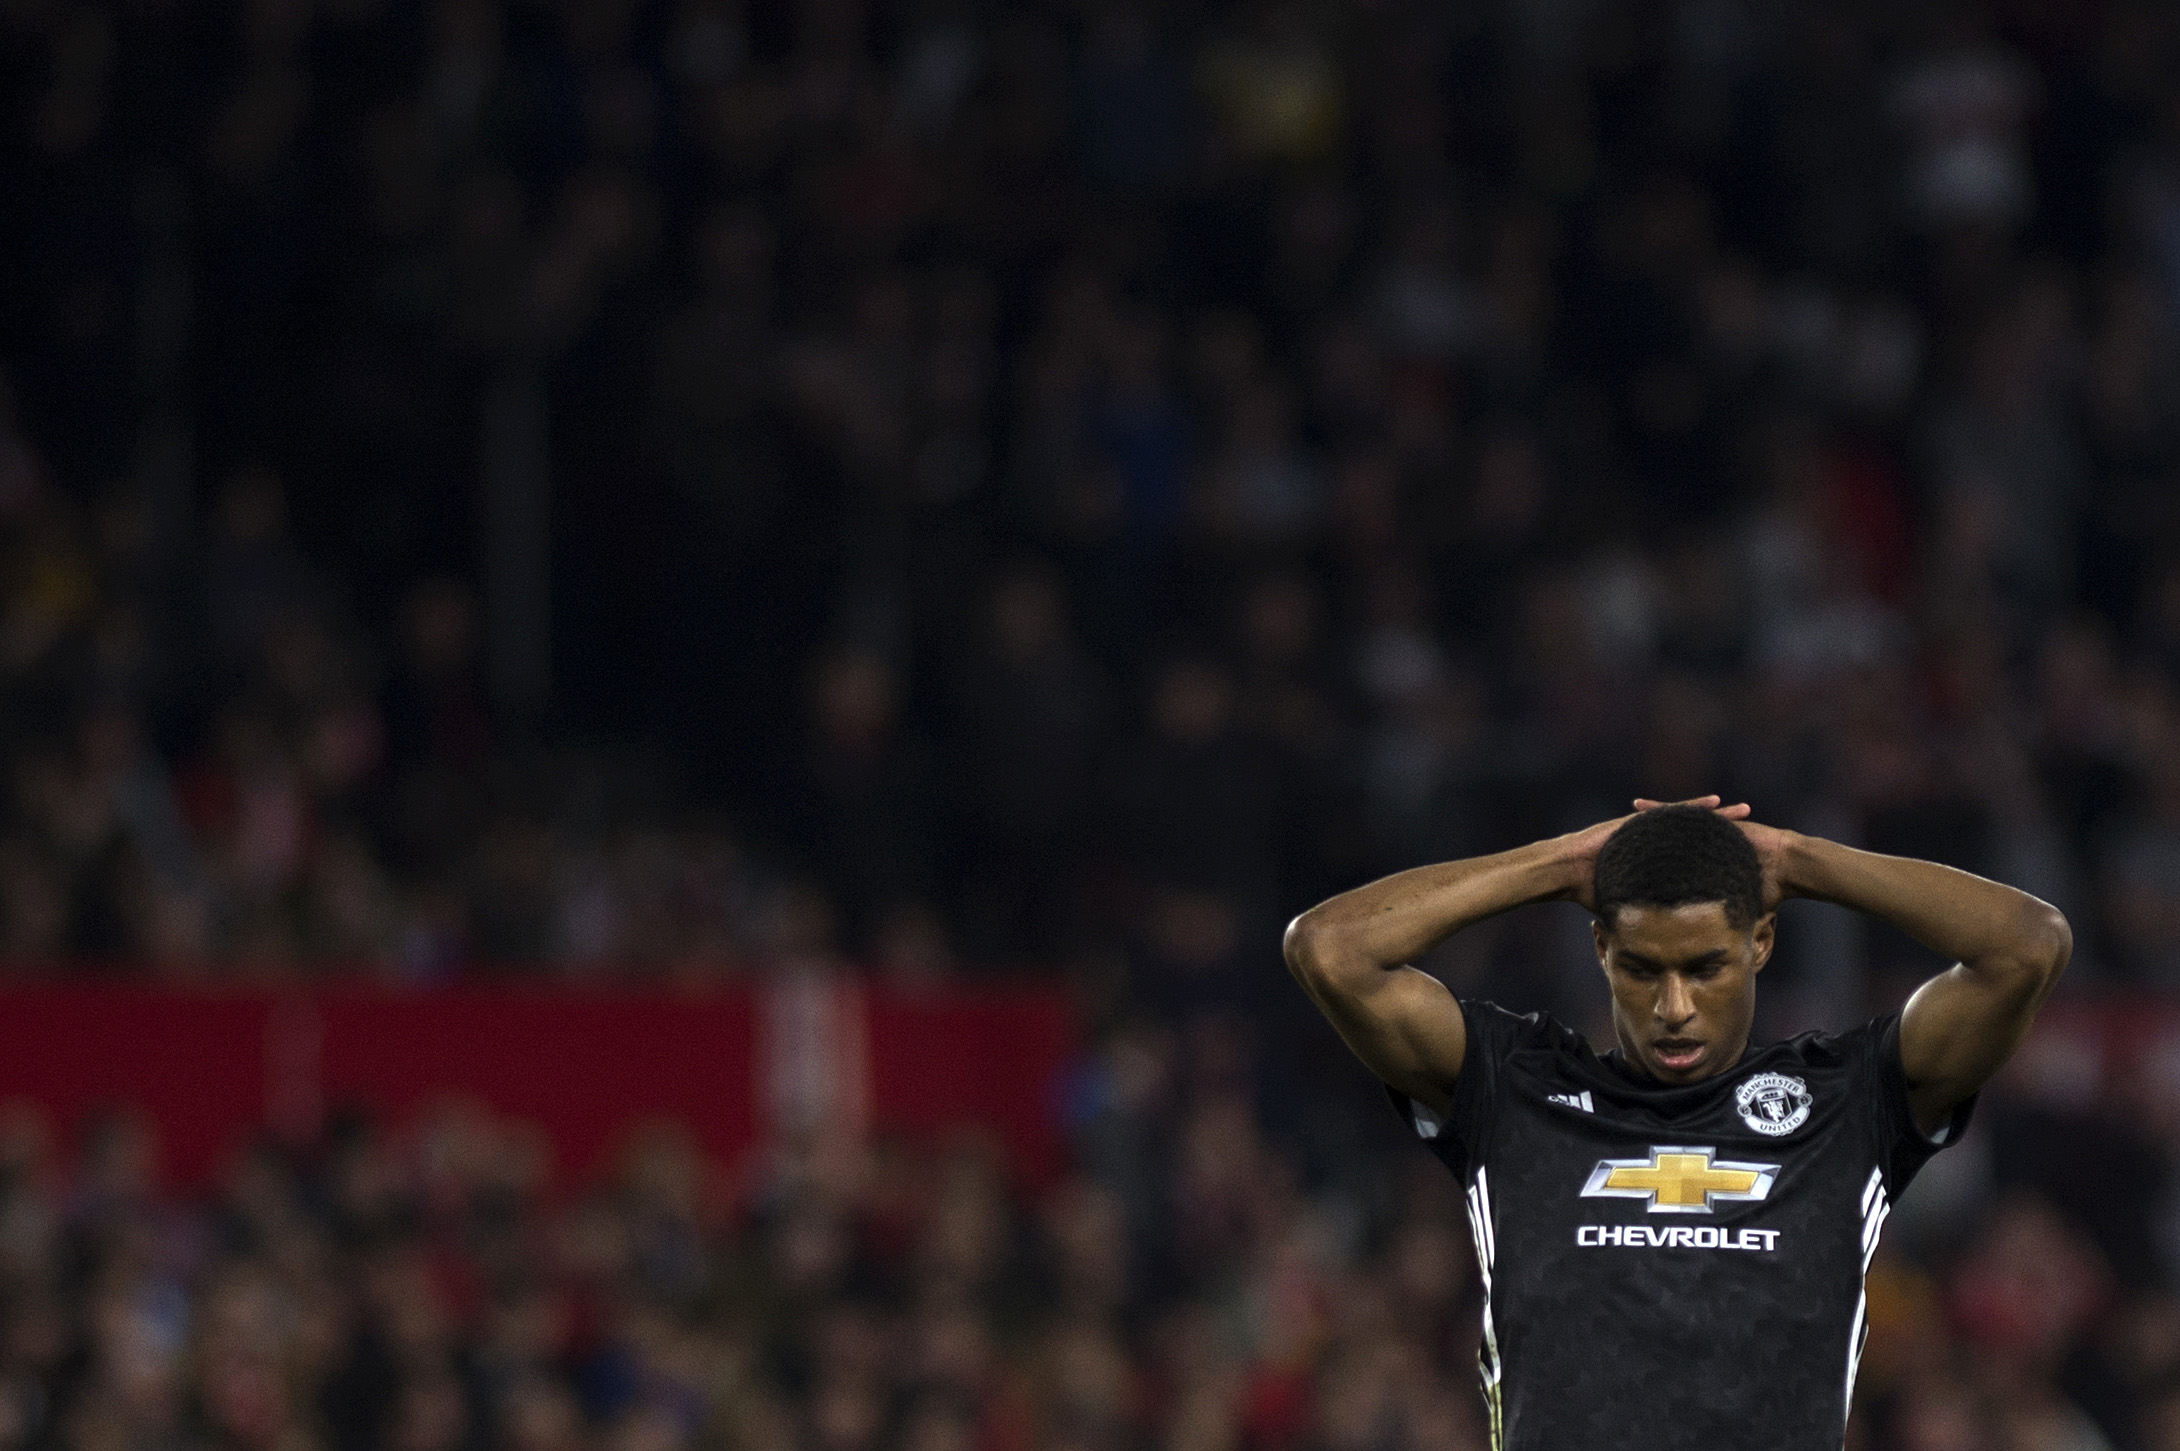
[1735,1072,1812,1137]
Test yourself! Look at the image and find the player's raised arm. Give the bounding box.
[1734,820,2071,1135]
[1283,802,1678,1115]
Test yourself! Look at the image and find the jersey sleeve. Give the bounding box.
[1865,1009,1975,1195]
[1385,997,1530,1177]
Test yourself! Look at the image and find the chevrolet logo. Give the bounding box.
[1580,1146,1778,1214]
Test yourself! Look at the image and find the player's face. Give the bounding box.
[1593,902,1775,1084]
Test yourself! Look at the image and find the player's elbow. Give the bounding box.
[1990,900,2071,998]
[2026,902,2072,991]
[1282,911,1349,991]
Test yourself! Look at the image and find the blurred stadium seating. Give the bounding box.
[5,0,2180,1447]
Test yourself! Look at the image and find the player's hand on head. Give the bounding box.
[1730,816,1793,914]
[1619,797,1789,914]
[1560,811,1637,912]
[1630,796,1792,914]
[1567,797,1772,913]
[1562,803,1712,910]
[1630,794,1749,819]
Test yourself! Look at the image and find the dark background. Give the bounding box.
[4,0,2180,1447]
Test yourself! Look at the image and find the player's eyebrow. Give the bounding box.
[1618,948,1728,971]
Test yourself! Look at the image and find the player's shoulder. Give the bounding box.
[1457,996,1589,1059]
[1754,1011,1902,1084]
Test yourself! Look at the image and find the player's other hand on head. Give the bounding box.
[1731,816,1795,914]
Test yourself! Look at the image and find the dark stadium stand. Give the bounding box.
[3,0,2180,1446]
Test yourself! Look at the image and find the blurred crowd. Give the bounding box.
[8,0,2180,1446]
[1,1038,2177,1451]
[6,0,2180,1000]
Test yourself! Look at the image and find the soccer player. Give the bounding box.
[1283,797,2070,1451]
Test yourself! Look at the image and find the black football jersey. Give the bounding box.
[1392,999,1971,1451]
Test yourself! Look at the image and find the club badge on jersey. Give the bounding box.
[1735,1072,1814,1135]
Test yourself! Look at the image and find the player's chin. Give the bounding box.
[1648,1041,1709,1078]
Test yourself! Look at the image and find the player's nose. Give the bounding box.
[1655,973,1696,1026]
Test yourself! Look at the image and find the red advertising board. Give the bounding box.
[0,981,1075,1189]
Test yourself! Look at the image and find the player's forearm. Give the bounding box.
[1780,834,2070,988]
[1284,836,1582,991]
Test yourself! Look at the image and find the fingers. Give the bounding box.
[1630,795,1754,819]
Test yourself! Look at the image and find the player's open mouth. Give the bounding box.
[1653,1041,1705,1071]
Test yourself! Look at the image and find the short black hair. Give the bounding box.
[1592,805,1764,930]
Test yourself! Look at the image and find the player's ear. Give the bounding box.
[1591,916,1612,969]
[1749,912,1776,972]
